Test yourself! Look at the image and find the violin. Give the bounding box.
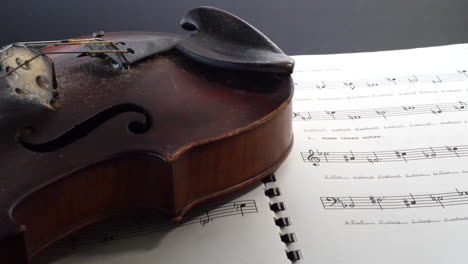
[0,7,294,263]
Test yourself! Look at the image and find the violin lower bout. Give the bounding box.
[8,102,292,262]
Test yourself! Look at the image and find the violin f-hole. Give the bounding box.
[17,103,152,153]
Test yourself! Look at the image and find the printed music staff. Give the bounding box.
[53,200,258,249]
[295,70,468,90]
[301,145,468,165]
[321,189,468,210]
[293,101,468,121]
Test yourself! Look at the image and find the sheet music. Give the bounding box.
[275,44,468,264]
[33,184,289,264]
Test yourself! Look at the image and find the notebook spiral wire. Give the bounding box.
[262,174,302,262]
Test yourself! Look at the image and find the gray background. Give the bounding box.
[1,0,468,55]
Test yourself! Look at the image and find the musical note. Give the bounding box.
[456,188,468,196]
[402,105,415,111]
[375,110,387,119]
[102,234,115,242]
[446,146,460,157]
[315,81,327,89]
[343,151,356,163]
[300,112,311,120]
[343,82,355,90]
[366,82,379,87]
[348,114,362,120]
[200,210,212,226]
[366,152,381,164]
[348,196,355,208]
[423,147,437,158]
[430,105,443,115]
[386,77,397,85]
[369,196,384,210]
[408,75,419,83]
[325,110,336,120]
[321,189,468,210]
[403,193,417,208]
[403,199,411,208]
[395,151,408,162]
[315,149,330,162]
[453,101,467,110]
[457,69,468,77]
[234,202,247,216]
[70,236,81,249]
[431,76,443,84]
[430,195,445,208]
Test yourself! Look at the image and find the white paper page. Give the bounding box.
[32,184,289,264]
[276,44,468,264]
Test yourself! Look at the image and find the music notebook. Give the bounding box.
[33,43,468,264]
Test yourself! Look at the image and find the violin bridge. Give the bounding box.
[0,44,58,109]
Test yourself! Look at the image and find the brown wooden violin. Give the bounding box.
[0,7,294,263]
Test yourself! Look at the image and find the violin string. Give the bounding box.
[46,41,118,47]
[0,53,43,80]
[0,50,21,64]
[45,50,128,54]
[25,40,119,47]
[18,38,104,46]
[0,49,128,80]
[0,38,120,68]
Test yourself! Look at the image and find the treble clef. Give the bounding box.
[307,149,321,166]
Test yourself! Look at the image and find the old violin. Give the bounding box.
[0,6,294,263]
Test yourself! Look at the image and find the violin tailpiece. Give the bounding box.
[0,39,130,110]
[0,44,58,109]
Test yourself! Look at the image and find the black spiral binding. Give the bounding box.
[262,174,302,262]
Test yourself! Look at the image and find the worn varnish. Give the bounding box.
[0,7,294,263]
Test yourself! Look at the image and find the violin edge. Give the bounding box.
[4,99,293,262]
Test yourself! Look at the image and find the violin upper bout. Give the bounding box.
[177,6,295,74]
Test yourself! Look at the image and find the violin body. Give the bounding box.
[0,7,294,263]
